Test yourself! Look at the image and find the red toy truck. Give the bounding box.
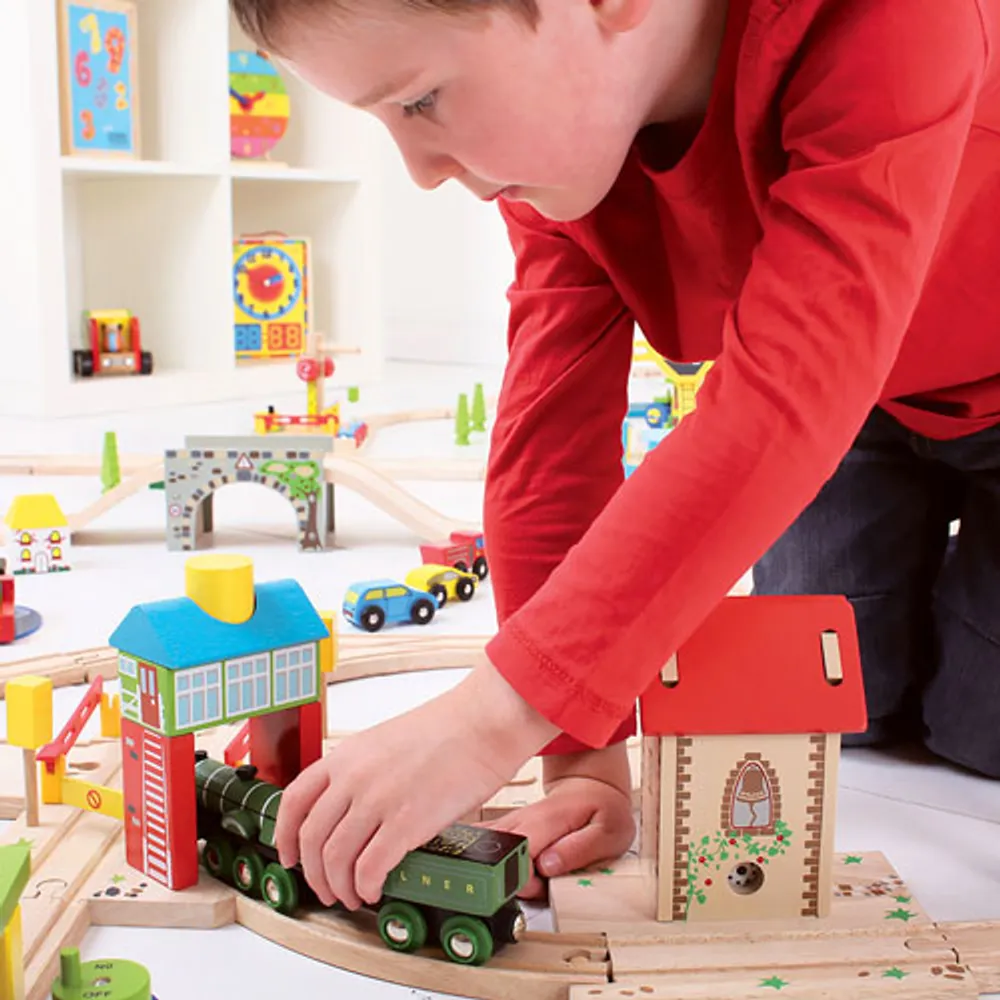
[420,530,488,580]
[72,309,153,378]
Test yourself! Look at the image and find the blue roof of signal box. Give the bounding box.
[109,579,329,670]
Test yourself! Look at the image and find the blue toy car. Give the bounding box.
[342,578,437,632]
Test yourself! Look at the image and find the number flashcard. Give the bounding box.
[58,0,140,158]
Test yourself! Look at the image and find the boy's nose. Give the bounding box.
[401,147,461,191]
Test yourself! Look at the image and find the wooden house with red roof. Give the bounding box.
[638,594,866,924]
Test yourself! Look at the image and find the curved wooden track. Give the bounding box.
[4,638,1000,1000]
[322,453,480,540]
[0,401,487,542]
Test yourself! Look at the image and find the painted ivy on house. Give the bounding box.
[686,818,794,909]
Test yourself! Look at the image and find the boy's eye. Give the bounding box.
[401,90,438,118]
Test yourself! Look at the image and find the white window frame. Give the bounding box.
[225,654,271,717]
[119,655,139,720]
[273,643,317,706]
[175,662,223,729]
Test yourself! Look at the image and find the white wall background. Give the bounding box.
[374,130,515,368]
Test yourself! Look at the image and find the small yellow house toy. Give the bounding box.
[4,495,71,574]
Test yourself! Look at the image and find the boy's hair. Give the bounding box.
[231,0,540,51]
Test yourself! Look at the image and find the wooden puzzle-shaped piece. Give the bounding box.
[550,852,932,938]
[569,957,977,999]
[23,879,68,903]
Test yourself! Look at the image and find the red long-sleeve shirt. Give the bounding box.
[483,0,1000,752]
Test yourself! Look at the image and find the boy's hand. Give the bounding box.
[485,741,636,899]
[274,655,559,911]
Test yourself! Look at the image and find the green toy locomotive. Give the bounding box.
[193,752,530,965]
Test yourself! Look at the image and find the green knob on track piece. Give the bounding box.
[52,948,152,1000]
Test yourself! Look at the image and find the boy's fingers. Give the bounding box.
[276,765,331,867]
[495,799,592,861]
[515,867,548,900]
[538,819,633,878]
[321,808,377,912]
[355,822,411,906]
[298,789,348,907]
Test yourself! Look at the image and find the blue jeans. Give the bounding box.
[753,406,1000,777]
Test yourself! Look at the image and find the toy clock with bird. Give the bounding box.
[229,49,291,160]
[233,235,310,361]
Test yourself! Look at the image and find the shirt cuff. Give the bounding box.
[486,621,636,749]
[537,713,637,756]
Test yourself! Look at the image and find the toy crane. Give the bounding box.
[296,329,338,421]
[254,332,361,436]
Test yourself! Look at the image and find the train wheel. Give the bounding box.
[455,578,475,602]
[472,557,488,580]
[202,835,236,883]
[232,847,264,898]
[377,901,428,953]
[492,903,527,944]
[261,863,299,915]
[440,915,494,965]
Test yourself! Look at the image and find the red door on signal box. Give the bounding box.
[140,662,161,728]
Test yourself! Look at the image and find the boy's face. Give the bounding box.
[279,0,646,221]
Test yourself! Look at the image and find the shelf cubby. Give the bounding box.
[0,0,381,417]
[62,172,233,376]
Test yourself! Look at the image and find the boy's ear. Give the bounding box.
[590,0,653,34]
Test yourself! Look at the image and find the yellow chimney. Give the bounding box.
[185,554,254,625]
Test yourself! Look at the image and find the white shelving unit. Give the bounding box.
[1,0,383,418]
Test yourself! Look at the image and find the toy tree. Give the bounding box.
[455,393,471,446]
[260,458,325,550]
[471,382,487,432]
[347,386,360,404]
[101,432,121,493]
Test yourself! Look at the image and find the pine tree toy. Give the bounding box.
[101,432,121,494]
[455,393,471,446]
[471,382,487,432]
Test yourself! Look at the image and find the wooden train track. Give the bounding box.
[4,639,1000,998]
[0,400,488,544]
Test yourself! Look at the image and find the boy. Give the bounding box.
[231,0,1000,912]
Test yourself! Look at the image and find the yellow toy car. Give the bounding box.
[405,563,477,608]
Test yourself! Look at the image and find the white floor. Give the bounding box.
[2,362,1000,1000]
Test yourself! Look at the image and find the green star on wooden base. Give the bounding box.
[758,976,789,990]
